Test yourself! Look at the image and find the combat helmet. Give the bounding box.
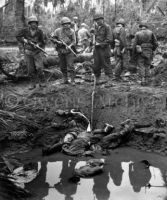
[116,18,125,26]
[139,21,148,28]
[61,17,71,25]
[93,13,104,21]
[28,16,38,24]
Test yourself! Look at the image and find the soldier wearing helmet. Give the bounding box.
[51,17,76,84]
[113,18,128,81]
[132,21,158,86]
[16,15,46,89]
[92,13,113,85]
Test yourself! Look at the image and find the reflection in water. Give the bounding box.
[129,161,151,192]
[107,162,167,200]
[26,161,167,200]
[25,161,49,200]
[108,159,124,186]
[93,171,110,200]
[53,159,78,200]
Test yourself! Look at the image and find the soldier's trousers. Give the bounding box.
[24,50,45,81]
[93,46,112,78]
[137,55,152,83]
[114,50,129,78]
[59,53,75,77]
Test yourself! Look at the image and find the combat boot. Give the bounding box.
[63,76,69,84]
[39,72,46,87]
[105,75,113,88]
[141,77,148,86]
[70,71,76,85]
[95,76,100,85]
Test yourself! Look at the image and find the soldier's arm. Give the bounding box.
[38,30,46,48]
[104,25,113,44]
[120,28,127,48]
[70,29,76,47]
[86,30,91,39]
[51,29,59,39]
[152,33,158,51]
[15,28,27,43]
[132,34,138,57]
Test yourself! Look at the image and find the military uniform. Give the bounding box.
[16,16,46,84]
[132,22,158,85]
[52,17,76,84]
[113,19,128,80]
[93,14,113,82]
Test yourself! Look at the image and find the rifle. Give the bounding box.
[23,38,48,55]
[49,37,77,57]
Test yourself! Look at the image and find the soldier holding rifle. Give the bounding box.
[51,17,76,85]
[16,16,46,89]
[92,13,113,85]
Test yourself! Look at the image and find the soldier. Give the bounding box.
[132,21,158,86]
[77,23,90,47]
[16,16,46,89]
[93,13,113,85]
[51,17,76,85]
[113,18,128,81]
[72,16,79,33]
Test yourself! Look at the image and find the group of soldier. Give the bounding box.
[16,13,158,89]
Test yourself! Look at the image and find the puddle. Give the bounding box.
[24,158,167,200]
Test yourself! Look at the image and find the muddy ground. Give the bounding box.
[1,79,167,157]
[0,47,167,158]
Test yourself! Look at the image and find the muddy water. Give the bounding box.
[23,148,167,200]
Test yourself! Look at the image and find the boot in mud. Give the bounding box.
[141,77,148,86]
[63,76,69,84]
[38,70,46,87]
[95,76,100,85]
[70,71,76,85]
[105,75,113,88]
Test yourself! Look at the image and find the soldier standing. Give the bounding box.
[51,17,76,85]
[16,16,46,89]
[113,18,128,81]
[77,23,90,47]
[93,13,113,85]
[132,21,158,86]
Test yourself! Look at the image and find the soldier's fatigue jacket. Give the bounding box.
[113,25,127,51]
[52,27,76,54]
[16,27,45,54]
[132,29,158,82]
[113,25,129,78]
[93,23,113,77]
[132,29,158,61]
[94,23,113,50]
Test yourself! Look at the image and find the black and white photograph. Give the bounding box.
[0,0,167,199]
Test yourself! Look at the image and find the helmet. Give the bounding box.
[73,16,78,20]
[81,23,87,28]
[116,18,125,26]
[93,13,104,21]
[139,21,148,28]
[28,16,38,24]
[61,17,71,25]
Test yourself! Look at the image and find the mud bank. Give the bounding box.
[1,82,167,155]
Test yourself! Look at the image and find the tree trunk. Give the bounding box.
[15,0,25,31]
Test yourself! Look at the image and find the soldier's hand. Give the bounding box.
[57,41,63,45]
[95,42,100,46]
[35,44,40,49]
[23,38,28,44]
